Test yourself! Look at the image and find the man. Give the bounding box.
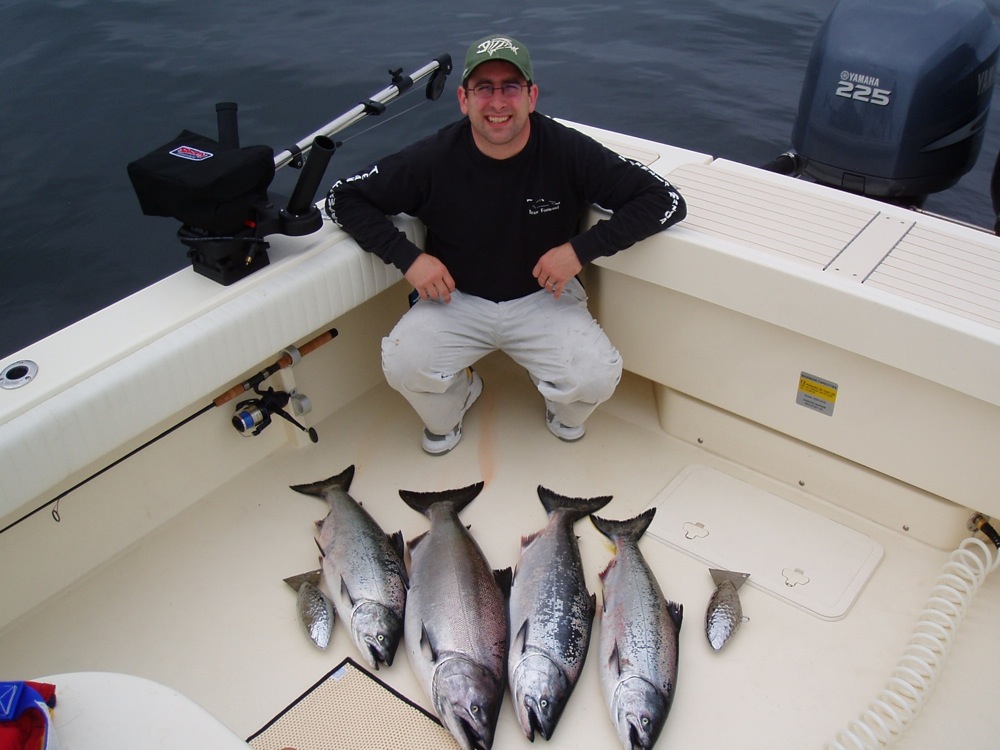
[327,35,685,454]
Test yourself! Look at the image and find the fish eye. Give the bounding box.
[471,705,480,714]
[540,699,548,708]
[641,717,649,726]
[376,634,384,642]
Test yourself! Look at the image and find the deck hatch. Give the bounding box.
[645,464,884,621]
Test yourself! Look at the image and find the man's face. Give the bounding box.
[458,60,538,160]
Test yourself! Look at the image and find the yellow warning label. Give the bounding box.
[796,372,838,415]
[798,375,838,403]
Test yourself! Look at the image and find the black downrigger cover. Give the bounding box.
[127,130,275,284]
[127,130,274,231]
[791,0,1000,203]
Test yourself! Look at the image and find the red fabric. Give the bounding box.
[0,682,56,750]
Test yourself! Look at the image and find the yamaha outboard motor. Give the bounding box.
[785,0,999,206]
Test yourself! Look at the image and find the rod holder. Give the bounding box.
[280,135,337,236]
[216,101,240,150]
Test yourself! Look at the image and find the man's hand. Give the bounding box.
[532,242,583,299]
[405,253,456,303]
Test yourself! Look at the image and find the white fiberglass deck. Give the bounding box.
[1,352,998,750]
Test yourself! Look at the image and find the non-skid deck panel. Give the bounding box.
[668,162,874,269]
[866,222,1000,329]
[669,161,1000,331]
[248,658,451,750]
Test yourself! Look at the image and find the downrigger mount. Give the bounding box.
[127,55,452,285]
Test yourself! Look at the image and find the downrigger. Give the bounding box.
[126,55,452,284]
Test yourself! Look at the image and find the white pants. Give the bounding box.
[380,278,623,435]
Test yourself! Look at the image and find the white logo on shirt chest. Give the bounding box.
[526,198,561,215]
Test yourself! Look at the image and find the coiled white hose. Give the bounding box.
[825,528,1000,750]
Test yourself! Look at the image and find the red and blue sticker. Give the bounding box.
[169,145,214,161]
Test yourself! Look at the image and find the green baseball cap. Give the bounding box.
[462,35,533,83]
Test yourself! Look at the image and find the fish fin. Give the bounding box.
[608,641,622,678]
[667,600,684,630]
[598,556,617,582]
[407,530,429,552]
[314,537,326,558]
[537,485,614,521]
[340,575,356,606]
[494,567,513,599]
[513,619,529,654]
[399,481,485,517]
[420,624,439,662]
[283,569,323,591]
[289,465,355,497]
[587,592,597,622]
[519,529,543,552]
[589,509,656,544]
[388,530,405,561]
[709,568,750,590]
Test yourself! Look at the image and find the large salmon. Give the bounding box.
[400,482,509,750]
[592,509,682,750]
[507,486,611,741]
[290,465,407,670]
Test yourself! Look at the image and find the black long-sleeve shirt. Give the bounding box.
[326,112,685,302]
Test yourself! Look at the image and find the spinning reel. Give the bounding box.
[232,384,318,443]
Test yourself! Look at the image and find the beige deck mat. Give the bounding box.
[248,658,454,750]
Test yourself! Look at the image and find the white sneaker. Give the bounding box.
[545,408,585,442]
[421,369,484,455]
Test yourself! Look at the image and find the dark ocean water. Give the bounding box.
[3,0,1000,357]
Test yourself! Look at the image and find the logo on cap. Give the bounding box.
[477,37,521,58]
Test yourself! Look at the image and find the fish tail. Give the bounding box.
[283,569,323,591]
[537,485,613,521]
[709,568,750,590]
[289,465,355,497]
[399,481,485,517]
[590,508,656,544]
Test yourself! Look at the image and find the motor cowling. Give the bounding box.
[791,0,1000,203]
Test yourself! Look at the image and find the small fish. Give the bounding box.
[592,509,682,750]
[400,482,509,750]
[284,570,335,649]
[705,569,749,651]
[290,465,408,670]
[508,486,612,741]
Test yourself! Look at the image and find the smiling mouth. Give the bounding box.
[486,115,511,124]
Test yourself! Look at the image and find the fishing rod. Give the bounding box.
[0,328,339,534]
